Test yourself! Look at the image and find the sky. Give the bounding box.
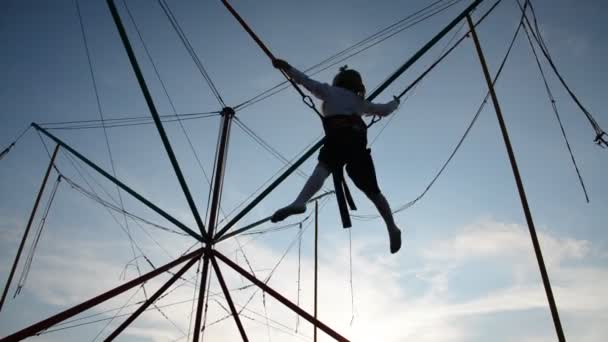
[0,0,607,341]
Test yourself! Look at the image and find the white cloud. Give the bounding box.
[2,218,607,342]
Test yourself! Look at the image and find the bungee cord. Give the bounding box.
[233,0,466,113]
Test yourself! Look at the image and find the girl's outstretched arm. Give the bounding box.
[273,59,331,100]
[363,97,400,117]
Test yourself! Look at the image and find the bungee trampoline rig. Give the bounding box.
[1,0,606,341]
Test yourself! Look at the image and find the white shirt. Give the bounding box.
[285,67,399,118]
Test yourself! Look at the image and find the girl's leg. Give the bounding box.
[271,162,331,222]
[366,192,401,254]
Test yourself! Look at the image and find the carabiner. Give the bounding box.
[302,95,315,109]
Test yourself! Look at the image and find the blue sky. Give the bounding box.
[1,0,607,341]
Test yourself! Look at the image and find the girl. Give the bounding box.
[271,59,402,254]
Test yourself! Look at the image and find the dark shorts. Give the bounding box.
[319,116,381,196]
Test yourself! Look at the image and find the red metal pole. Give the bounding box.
[210,256,249,341]
[192,254,210,342]
[466,14,566,342]
[0,144,60,313]
[214,250,349,342]
[314,200,319,342]
[1,248,204,341]
[104,255,200,341]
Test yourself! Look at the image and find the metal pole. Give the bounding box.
[314,200,319,342]
[192,254,210,342]
[214,250,350,342]
[1,248,204,341]
[0,144,59,313]
[106,0,209,241]
[32,123,203,242]
[208,108,234,238]
[210,256,249,341]
[105,255,200,341]
[466,15,566,342]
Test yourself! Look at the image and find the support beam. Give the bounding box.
[210,256,249,341]
[466,14,566,342]
[106,0,209,240]
[32,123,203,242]
[192,254,210,342]
[208,108,234,238]
[0,144,59,313]
[214,250,350,342]
[1,248,204,341]
[105,255,200,341]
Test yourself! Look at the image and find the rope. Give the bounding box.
[39,112,219,130]
[61,175,188,236]
[521,20,590,202]
[14,176,62,296]
[0,125,31,161]
[158,0,226,107]
[123,0,215,200]
[516,0,607,147]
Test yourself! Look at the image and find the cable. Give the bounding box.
[158,0,226,107]
[0,125,31,161]
[521,19,589,202]
[123,0,215,200]
[14,176,62,296]
[39,112,220,130]
[515,0,606,147]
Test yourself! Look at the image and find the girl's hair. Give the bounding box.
[332,65,366,97]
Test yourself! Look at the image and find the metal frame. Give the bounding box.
[1,1,566,342]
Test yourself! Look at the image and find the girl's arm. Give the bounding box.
[274,59,331,100]
[363,98,400,117]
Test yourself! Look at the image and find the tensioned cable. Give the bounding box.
[74,4,160,333]
[14,176,61,295]
[223,197,331,328]
[521,19,589,202]
[233,0,466,113]
[39,112,220,130]
[123,0,215,199]
[0,125,31,161]
[516,0,606,147]
[61,175,188,236]
[158,0,226,107]
[353,2,524,220]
